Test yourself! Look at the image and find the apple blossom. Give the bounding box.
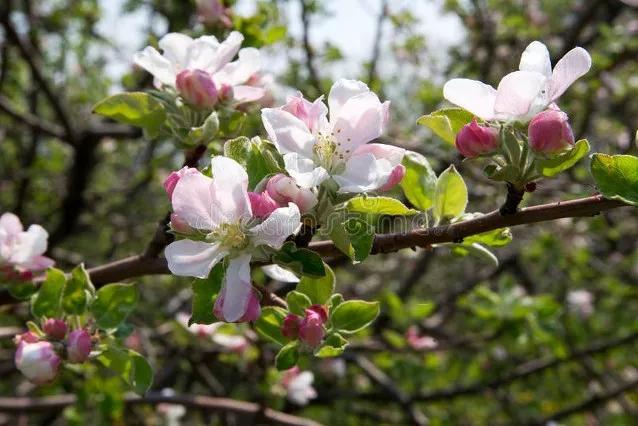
[176,313,250,352]
[261,79,405,193]
[528,109,575,154]
[66,329,91,363]
[15,340,61,384]
[455,119,500,158]
[281,367,318,405]
[43,319,67,340]
[134,31,266,104]
[164,167,199,199]
[164,156,301,322]
[406,326,437,351]
[299,307,327,348]
[0,212,54,278]
[265,174,318,213]
[567,289,594,317]
[175,69,218,109]
[444,41,591,122]
[196,0,232,28]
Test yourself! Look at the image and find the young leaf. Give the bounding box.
[224,136,281,188]
[184,111,219,146]
[314,333,348,358]
[275,341,300,370]
[93,92,166,138]
[91,284,138,330]
[433,165,468,223]
[347,196,418,216]
[591,154,638,206]
[451,243,499,267]
[254,306,288,346]
[31,268,66,318]
[98,348,153,395]
[190,263,225,325]
[416,108,474,146]
[536,139,590,177]
[296,264,335,305]
[272,241,326,278]
[286,291,312,316]
[399,151,437,211]
[330,300,380,334]
[62,264,91,315]
[7,282,38,300]
[462,226,512,247]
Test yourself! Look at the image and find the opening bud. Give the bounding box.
[455,119,499,158]
[66,329,92,364]
[43,319,67,340]
[176,69,218,109]
[15,340,61,384]
[528,109,575,154]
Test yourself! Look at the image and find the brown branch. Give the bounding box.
[299,0,322,96]
[367,0,388,88]
[0,393,321,426]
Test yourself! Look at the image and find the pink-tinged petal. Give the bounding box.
[378,164,406,192]
[158,33,194,66]
[207,31,244,74]
[352,143,404,167]
[519,41,552,77]
[0,213,23,236]
[549,47,591,101]
[172,173,218,230]
[283,153,329,189]
[443,78,497,121]
[164,166,200,199]
[133,46,176,87]
[333,153,394,193]
[248,191,280,219]
[249,203,301,249]
[381,100,391,128]
[494,70,548,120]
[328,79,369,121]
[12,225,48,264]
[261,265,300,283]
[232,85,266,104]
[281,93,328,134]
[261,109,316,158]
[165,240,227,279]
[22,255,55,272]
[293,188,318,213]
[331,91,386,151]
[210,156,251,223]
[219,254,253,322]
[214,48,261,86]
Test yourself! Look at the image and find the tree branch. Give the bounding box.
[0,95,66,140]
[299,0,322,96]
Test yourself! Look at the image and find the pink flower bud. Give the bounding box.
[281,314,302,339]
[405,326,437,351]
[528,109,575,154]
[218,84,234,102]
[306,305,328,323]
[14,331,39,346]
[379,164,406,192]
[15,341,61,384]
[293,188,318,213]
[248,191,280,219]
[196,0,232,27]
[299,308,326,348]
[43,319,67,340]
[163,167,199,200]
[214,289,261,323]
[66,329,91,363]
[455,119,499,158]
[266,174,317,213]
[176,69,218,109]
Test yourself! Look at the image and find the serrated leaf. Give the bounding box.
[331,300,380,334]
[434,165,468,223]
[400,151,437,211]
[296,264,335,305]
[275,341,299,370]
[93,92,165,138]
[591,153,638,206]
[254,306,288,345]
[91,284,138,330]
[536,139,590,177]
[347,196,418,216]
[286,291,312,316]
[190,263,224,325]
[272,241,326,278]
[417,108,474,145]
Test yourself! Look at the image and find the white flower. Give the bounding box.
[281,368,317,405]
[444,41,591,122]
[567,289,594,317]
[134,31,265,104]
[0,212,54,274]
[164,157,301,322]
[261,79,405,193]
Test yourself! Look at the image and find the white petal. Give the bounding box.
[351,143,404,167]
[220,254,253,322]
[185,38,223,71]
[165,240,227,278]
[283,153,329,189]
[207,31,244,74]
[0,213,23,236]
[549,47,591,101]
[494,71,549,120]
[12,225,48,264]
[261,265,300,283]
[249,203,301,249]
[172,173,218,230]
[519,41,552,77]
[328,79,370,121]
[261,109,316,158]
[442,79,497,120]
[232,85,266,104]
[333,153,393,193]
[214,48,261,86]
[133,47,176,86]
[158,33,194,66]
[210,156,251,223]
[331,92,386,151]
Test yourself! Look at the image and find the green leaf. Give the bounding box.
[329,217,375,262]
[451,243,499,267]
[315,333,348,358]
[254,306,288,345]
[275,341,299,370]
[184,112,219,146]
[272,241,326,278]
[7,282,38,300]
[62,264,91,315]
[286,291,312,316]
[591,153,638,205]
[330,300,380,334]
[93,92,166,138]
[462,225,512,247]
[98,348,153,395]
[224,136,281,189]
[347,196,418,216]
[31,268,66,318]
[190,263,224,325]
[433,165,468,223]
[91,284,138,330]
[536,139,590,177]
[400,151,437,211]
[417,108,474,145]
[296,264,335,305]
[484,164,520,182]
[328,293,344,312]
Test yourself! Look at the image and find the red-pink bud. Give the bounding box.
[163,167,199,200]
[299,308,326,348]
[306,305,328,323]
[281,314,302,339]
[379,164,406,192]
[266,174,317,213]
[196,0,232,27]
[66,329,91,363]
[248,191,280,219]
[14,331,39,346]
[176,69,218,109]
[528,109,574,154]
[15,341,61,384]
[43,319,67,340]
[455,119,499,158]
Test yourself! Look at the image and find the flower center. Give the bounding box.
[207,223,248,250]
[313,131,350,172]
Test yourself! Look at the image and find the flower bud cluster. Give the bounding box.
[281,305,328,348]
